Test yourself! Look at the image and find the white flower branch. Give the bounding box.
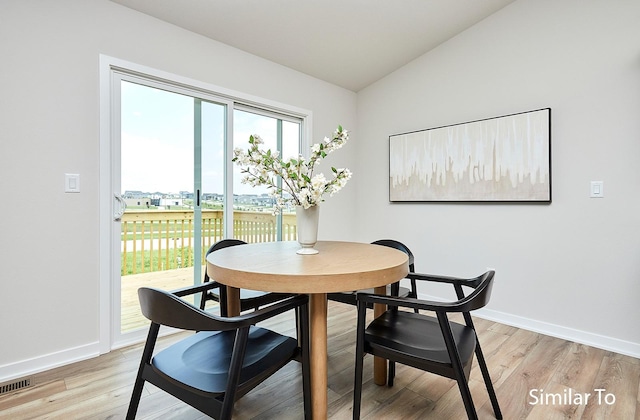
[233,126,352,214]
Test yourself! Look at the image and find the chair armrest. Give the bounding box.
[172,283,306,326]
[356,292,467,313]
[139,287,306,331]
[171,281,222,297]
[407,271,485,288]
[357,270,494,313]
[225,295,308,327]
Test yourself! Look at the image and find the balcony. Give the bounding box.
[121,209,297,275]
[120,209,297,332]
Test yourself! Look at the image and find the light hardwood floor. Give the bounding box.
[1,301,639,419]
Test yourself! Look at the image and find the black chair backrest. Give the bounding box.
[456,270,495,313]
[204,239,247,282]
[371,239,415,271]
[138,287,233,331]
[208,239,248,255]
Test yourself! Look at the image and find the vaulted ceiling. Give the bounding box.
[111,0,516,91]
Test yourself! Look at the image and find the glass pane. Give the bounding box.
[119,80,225,333]
[282,120,301,161]
[281,120,301,239]
[232,110,277,199]
[232,110,277,242]
[121,81,194,196]
[232,110,300,241]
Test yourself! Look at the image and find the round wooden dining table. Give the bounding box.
[206,240,409,419]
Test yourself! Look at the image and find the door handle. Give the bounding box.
[114,193,126,221]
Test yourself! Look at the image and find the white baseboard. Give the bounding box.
[473,307,640,359]
[414,291,639,359]
[0,328,177,384]
[0,342,100,384]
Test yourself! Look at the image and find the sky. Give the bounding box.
[120,81,300,196]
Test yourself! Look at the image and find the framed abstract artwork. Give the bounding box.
[389,108,551,202]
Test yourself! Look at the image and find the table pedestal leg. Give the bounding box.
[309,293,327,419]
[226,286,240,317]
[373,285,387,386]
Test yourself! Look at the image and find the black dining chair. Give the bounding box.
[200,239,293,316]
[327,239,418,308]
[327,239,419,385]
[127,282,310,420]
[352,270,502,420]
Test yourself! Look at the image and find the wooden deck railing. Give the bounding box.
[121,210,297,275]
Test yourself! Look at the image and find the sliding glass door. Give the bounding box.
[103,61,308,348]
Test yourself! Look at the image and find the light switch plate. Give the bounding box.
[65,173,80,193]
[590,181,603,198]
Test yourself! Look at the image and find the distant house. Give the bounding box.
[202,193,223,202]
[124,198,151,208]
[159,197,183,208]
[233,194,274,206]
[123,190,146,199]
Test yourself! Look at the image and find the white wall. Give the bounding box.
[0,0,356,380]
[356,0,640,356]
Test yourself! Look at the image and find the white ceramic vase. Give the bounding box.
[296,205,320,255]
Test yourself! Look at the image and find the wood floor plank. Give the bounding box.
[482,332,571,419]
[404,366,456,403]
[581,355,640,420]
[526,381,587,420]
[0,380,66,412]
[232,364,305,418]
[428,377,496,419]
[480,327,545,389]
[362,387,432,420]
[552,342,606,394]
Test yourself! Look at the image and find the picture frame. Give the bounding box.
[389,108,551,203]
